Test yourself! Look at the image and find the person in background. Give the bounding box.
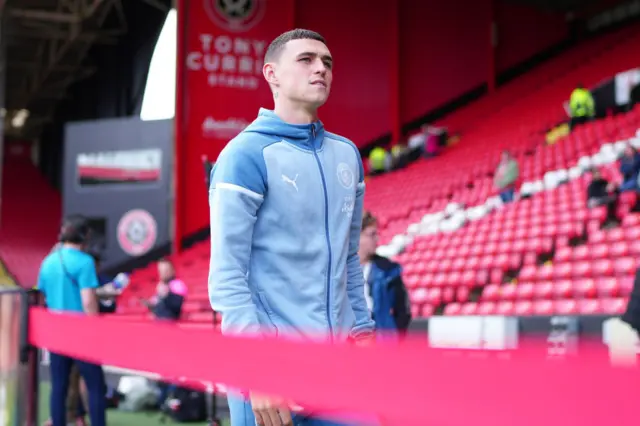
[569,83,595,130]
[587,168,620,226]
[619,145,640,193]
[141,258,187,321]
[359,211,411,339]
[390,144,409,170]
[37,215,106,426]
[368,146,391,176]
[494,150,520,204]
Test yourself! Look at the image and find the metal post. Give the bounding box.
[23,290,40,426]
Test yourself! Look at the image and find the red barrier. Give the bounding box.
[29,308,639,426]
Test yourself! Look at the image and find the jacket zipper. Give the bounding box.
[310,125,334,337]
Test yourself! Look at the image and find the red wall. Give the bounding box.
[177,0,571,239]
[399,0,491,124]
[495,2,569,72]
[295,1,392,145]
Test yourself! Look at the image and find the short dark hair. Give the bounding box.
[362,211,377,231]
[264,29,326,64]
[158,257,173,266]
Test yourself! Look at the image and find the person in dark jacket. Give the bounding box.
[141,258,187,321]
[359,211,411,338]
[619,145,640,193]
[587,168,619,225]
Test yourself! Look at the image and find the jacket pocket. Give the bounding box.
[257,290,278,334]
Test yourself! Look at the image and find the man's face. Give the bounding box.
[266,38,333,108]
[360,225,378,259]
[157,262,173,282]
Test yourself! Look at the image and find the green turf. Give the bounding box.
[38,383,229,426]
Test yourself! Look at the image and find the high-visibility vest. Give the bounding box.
[570,88,595,118]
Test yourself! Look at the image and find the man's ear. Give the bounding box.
[263,62,278,87]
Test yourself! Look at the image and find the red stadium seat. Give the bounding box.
[614,257,637,276]
[578,299,601,315]
[619,275,634,296]
[537,264,555,281]
[592,259,614,277]
[421,304,435,317]
[500,284,518,301]
[590,243,610,259]
[496,301,515,315]
[514,300,534,315]
[442,287,455,303]
[516,282,535,300]
[444,303,462,316]
[555,246,572,263]
[601,298,627,314]
[554,280,573,299]
[456,286,471,303]
[476,302,496,315]
[459,303,477,315]
[596,277,620,298]
[519,265,537,282]
[534,281,554,299]
[553,263,573,280]
[555,299,578,315]
[533,300,554,315]
[482,284,500,301]
[574,279,597,298]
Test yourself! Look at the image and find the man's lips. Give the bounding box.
[311,81,327,87]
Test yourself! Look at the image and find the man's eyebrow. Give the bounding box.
[297,52,333,62]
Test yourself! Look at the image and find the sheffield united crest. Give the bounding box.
[204,0,267,32]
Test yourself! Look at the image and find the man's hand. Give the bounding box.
[354,332,375,347]
[250,393,293,426]
[156,282,170,298]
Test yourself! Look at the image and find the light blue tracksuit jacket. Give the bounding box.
[208,108,375,342]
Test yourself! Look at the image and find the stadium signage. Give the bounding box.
[186,34,266,90]
[428,316,518,351]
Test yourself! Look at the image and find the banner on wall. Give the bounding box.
[427,316,519,350]
[180,0,292,235]
[63,118,173,269]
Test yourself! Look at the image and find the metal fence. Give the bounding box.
[0,287,39,426]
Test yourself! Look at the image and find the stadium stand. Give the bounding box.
[115,24,640,325]
[0,151,61,287]
[368,22,640,246]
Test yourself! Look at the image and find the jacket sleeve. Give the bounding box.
[391,272,412,331]
[208,140,267,336]
[347,152,376,338]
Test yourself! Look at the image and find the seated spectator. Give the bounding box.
[368,146,391,176]
[141,258,187,321]
[569,83,595,130]
[390,144,410,170]
[493,150,519,204]
[619,145,640,193]
[359,211,411,340]
[587,168,620,226]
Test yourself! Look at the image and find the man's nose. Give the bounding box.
[312,59,327,74]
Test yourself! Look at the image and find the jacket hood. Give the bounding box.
[243,108,325,148]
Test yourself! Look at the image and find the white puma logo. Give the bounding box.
[281,173,299,192]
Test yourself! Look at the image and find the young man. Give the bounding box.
[359,212,411,338]
[142,258,187,321]
[37,215,106,426]
[208,29,375,426]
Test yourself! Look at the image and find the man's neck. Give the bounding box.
[359,253,373,265]
[61,242,83,251]
[273,100,318,125]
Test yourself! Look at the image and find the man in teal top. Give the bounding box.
[37,215,105,426]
